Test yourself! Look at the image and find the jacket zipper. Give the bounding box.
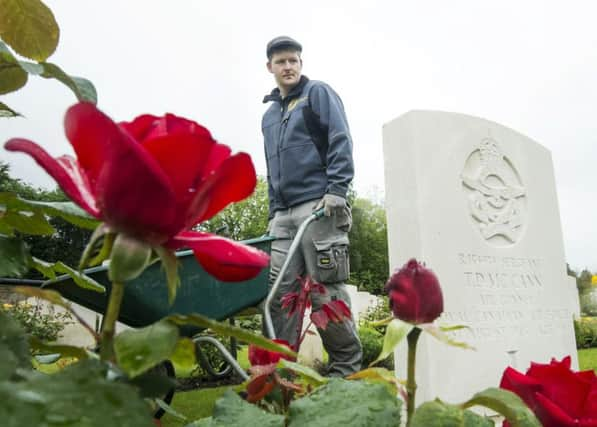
[276,101,288,207]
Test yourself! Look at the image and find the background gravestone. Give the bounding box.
[383,110,579,404]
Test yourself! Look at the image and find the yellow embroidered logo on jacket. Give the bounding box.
[287,96,308,112]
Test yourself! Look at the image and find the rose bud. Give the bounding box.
[385,258,444,324]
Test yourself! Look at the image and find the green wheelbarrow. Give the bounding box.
[37,210,324,417]
[43,234,275,368]
[34,234,274,419]
[46,234,275,331]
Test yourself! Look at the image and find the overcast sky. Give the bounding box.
[1,0,596,271]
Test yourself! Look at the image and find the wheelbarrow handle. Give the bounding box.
[263,208,325,339]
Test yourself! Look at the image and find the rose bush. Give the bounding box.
[5,102,269,281]
[500,355,597,427]
[385,258,444,324]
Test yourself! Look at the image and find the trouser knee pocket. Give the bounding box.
[313,235,350,284]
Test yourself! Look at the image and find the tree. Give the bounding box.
[198,176,269,241]
[348,197,389,295]
[577,269,594,294]
[0,161,92,278]
[0,162,64,202]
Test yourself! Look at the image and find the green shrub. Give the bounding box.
[236,314,262,336]
[357,297,394,369]
[574,317,597,349]
[359,326,393,370]
[1,300,72,343]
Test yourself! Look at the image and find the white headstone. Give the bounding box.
[383,110,578,405]
[345,284,381,323]
[567,276,582,318]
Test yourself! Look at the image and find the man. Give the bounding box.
[262,36,362,376]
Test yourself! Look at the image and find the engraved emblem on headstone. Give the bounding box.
[461,137,526,246]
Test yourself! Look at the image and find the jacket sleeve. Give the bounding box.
[267,176,275,220]
[262,129,276,220]
[309,82,354,198]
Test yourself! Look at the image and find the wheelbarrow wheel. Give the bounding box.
[196,339,234,380]
[150,360,176,420]
[195,339,237,380]
[195,317,237,380]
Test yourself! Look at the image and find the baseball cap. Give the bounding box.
[266,36,302,59]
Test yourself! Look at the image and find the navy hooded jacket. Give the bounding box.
[262,76,354,218]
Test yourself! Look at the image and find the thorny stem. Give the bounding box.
[100,281,125,361]
[406,327,422,427]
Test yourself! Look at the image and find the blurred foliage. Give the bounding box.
[570,265,597,316]
[580,291,597,317]
[236,314,262,336]
[0,162,92,278]
[1,300,72,343]
[574,317,597,349]
[0,309,155,427]
[577,268,595,294]
[357,297,393,369]
[358,326,393,370]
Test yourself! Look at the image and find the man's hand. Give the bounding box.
[315,194,346,217]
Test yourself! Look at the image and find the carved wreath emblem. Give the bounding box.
[461,137,526,246]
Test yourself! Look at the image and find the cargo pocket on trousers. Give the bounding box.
[313,235,350,284]
[335,205,353,232]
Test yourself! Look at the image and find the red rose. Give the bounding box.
[248,339,293,366]
[385,258,444,324]
[500,356,597,427]
[4,102,268,281]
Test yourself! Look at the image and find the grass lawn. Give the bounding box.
[578,347,597,373]
[161,386,231,427]
[160,346,250,426]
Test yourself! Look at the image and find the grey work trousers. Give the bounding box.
[268,198,362,377]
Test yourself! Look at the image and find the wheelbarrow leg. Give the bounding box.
[263,209,324,339]
[193,335,249,381]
